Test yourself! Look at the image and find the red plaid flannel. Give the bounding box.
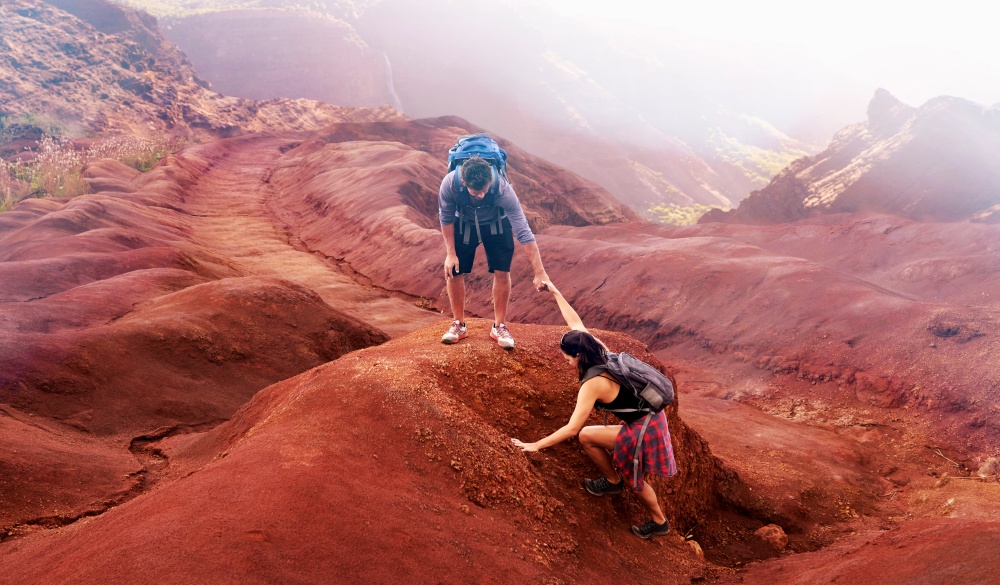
[612,410,678,492]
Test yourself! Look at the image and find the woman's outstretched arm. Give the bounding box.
[542,280,587,332]
[511,381,600,452]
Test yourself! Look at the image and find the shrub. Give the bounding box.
[645,203,721,226]
[86,135,176,172]
[1,163,16,213]
[30,135,87,198]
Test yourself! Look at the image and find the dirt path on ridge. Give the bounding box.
[178,135,443,337]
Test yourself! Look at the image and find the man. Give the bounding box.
[439,156,548,349]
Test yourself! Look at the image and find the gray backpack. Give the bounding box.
[584,352,675,489]
[587,352,675,415]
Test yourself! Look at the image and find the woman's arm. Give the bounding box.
[511,380,600,452]
[542,280,587,332]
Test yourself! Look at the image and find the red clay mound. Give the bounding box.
[2,276,388,437]
[0,322,719,584]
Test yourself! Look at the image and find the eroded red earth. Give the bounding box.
[1,124,998,583]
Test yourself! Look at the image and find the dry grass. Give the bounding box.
[0,134,178,212]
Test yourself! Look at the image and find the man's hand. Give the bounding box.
[444,254,459,279]
[533,272,550,291]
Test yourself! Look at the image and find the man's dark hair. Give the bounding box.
[459,156,493,190]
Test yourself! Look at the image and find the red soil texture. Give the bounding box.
[0,323,719,583]
[2,124,999,583]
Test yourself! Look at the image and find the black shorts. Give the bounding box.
[454,216,515,274]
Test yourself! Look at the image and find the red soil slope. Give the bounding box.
[0,135,411,536]
[0,323,717,584]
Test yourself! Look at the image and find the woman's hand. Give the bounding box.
[511,438,539,452]
[540,280,560,295]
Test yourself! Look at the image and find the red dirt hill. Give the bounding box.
[0,322,719,584]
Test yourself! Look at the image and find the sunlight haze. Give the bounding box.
[542,0,1000,108]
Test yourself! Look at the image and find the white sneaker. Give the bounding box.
[441,320,468,344]
[490,323,515,349]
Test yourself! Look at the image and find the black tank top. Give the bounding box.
[582,368,645,424]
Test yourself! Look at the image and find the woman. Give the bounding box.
[511,280,677,539]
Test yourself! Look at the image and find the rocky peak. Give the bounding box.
[702,92,1000,224]
[866,88,915,136]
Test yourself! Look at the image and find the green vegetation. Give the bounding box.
[645,203,720,226]
[709,132,809,187]
[0,111,66,139]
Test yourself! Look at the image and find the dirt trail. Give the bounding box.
[178,135,442,337]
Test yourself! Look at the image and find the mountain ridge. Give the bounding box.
[702,90,1000,224]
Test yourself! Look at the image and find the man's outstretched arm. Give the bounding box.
[521,241,549,290]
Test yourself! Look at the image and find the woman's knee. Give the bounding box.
[579,425,614,448]
[578,426,598,446]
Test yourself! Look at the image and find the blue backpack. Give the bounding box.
[447,133,509,243]
[447,133,508,179]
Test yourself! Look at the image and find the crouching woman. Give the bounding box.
[511,280,677,539]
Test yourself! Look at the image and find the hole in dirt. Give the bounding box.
[929,323,961,338]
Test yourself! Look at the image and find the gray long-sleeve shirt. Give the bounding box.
[438,171,536,244]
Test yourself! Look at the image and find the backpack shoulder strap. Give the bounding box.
[581,365,610,384]
[486,167,499,203]
[452,169,470,208]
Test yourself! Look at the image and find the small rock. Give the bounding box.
[934,473,951,488]
[977,457,999,478]
[686,539,705,560]
[755,524,788,552]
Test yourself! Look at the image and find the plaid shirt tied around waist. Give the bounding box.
[612,410,678,492]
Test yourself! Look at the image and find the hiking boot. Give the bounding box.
[631,519,671,540]
[490,323,515,349]
[441,320,468,344]
[583,476,624,496]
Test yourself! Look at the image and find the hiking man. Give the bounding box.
[439,155,548,349]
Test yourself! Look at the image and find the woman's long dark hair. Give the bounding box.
[560,330,608,380]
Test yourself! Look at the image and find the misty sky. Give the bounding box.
[542,0,999,108]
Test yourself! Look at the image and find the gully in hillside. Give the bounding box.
[439,135,548,350]
[511,280,678,539]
